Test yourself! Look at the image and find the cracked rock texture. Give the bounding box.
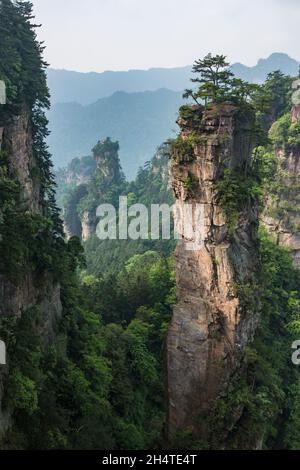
[167,104,260,441]
[263,104,300,267]
[0,106,62,434]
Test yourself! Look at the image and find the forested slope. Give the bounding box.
[0,0,174,449]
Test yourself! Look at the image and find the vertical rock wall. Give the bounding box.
[263,104,300,266]
[167,104,260,441]
[0,106,62,434]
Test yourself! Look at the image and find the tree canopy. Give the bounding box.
[184,53,260,106]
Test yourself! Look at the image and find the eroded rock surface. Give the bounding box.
[0,107,62,434]
[167,104,260,441]
[263,105,300,266]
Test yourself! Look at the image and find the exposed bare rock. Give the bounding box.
[63,185,88,240]
[0,273,62,344]
[0,107,62,434]
[167,104,260,443]
[93,137,121,184]
[292,104,300,123]
[81,210,94,241]
[263,105,300,267]
[1,106,40,212]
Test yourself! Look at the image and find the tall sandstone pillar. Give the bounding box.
[167,103,260,442]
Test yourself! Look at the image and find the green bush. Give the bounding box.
[170,135,197,164]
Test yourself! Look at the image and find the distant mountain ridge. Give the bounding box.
[231,52,299,83]
[48,88,183,179]
[48,53,300,178]
[47,66,191,105]
[48,53,299,105]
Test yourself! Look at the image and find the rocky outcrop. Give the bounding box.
[263,105,300,267]
[291,104,300,123]
[62,138,122,241]
[0,106,40,213]
[0,106,62,434]
[93,137,121,184]
[167,104,260,443]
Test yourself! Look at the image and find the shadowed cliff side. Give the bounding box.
[263,102,300,266]
[0,0,65,438]
[0,106,62,341]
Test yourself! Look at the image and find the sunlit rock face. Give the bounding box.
[167,104,260,443]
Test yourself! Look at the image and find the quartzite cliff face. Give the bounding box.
[0,106,62,434]
[263,103,300,266]
[0,105,62,337]
[167,104,260,443]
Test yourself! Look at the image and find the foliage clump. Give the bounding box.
[269,113,300,152]
[214,168,262,235]
[169,135,197,165]
[92,137,120,159]
[183,53,260,107]
[183,173,198,199]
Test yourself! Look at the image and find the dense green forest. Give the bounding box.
[1,0,300,451]
[0,0,174,449]
[56,57,300,448]
[57,140,175,276]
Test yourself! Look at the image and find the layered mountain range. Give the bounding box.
[48,53,300,179]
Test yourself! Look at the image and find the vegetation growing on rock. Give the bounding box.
[2,2,300,451]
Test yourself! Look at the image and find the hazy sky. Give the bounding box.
[31,0,299,72]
